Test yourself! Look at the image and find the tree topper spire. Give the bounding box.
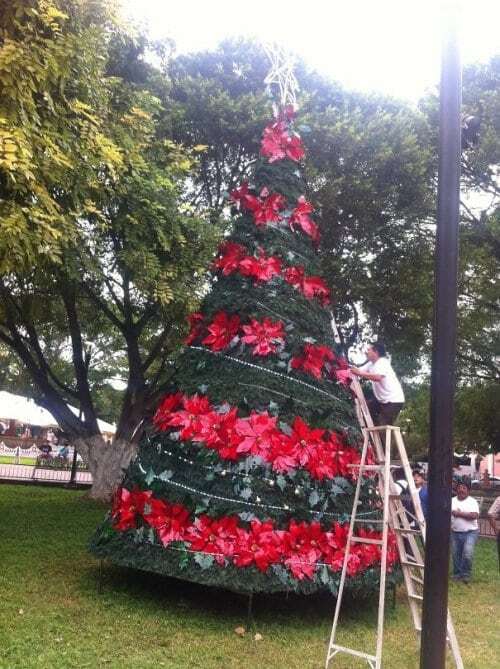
[263,42,299,112]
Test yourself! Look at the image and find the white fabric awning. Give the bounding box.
[0,391,116,434]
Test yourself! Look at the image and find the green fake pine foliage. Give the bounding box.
[91,110,390,596]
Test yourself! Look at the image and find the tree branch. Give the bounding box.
[60,283,100,433]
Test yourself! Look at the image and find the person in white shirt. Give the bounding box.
[451,481,480,583]
[350,342,405,425]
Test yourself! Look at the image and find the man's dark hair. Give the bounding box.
[457,479,471,491]
[412,468,425,478]
[370,341,386,357]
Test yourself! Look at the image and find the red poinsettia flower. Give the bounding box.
[282,520,325,580]
[291,343,336,380]
[266,431,298,473]
[252,189,286,226]
[354,527,383,569]
[241,317,285,356]
[111,487,152,531]
[239,249,282,283]
[287,416,326,469]
[184,312,204,345]
[229,181,260,211]
[164,394,213,441]
[283,265,305,289]
[306,441,338,480]
[157,503,191,546]
[195,407,239,451]
[214,242,248,276]
[186,515,239,565]
[284,266,330,305]
[289,196,320,242]
[332,444,363,478]
[152,392,184,431]
[326,522,349,549]
[285,133,306,162]
[234,411,278,458]
[202,311,241,352]
[335,368,352,387]
[301,276,331,305]
[142,498,191,546]
[346,552,362,576]
[261,121,305,163]
[233,520,284,572]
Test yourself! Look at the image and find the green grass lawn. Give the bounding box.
[0,484,498,669]
[0,456,37,465]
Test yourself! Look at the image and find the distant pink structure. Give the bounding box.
[478,452,500,479]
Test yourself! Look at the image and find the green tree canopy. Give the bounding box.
[0,1,220,499]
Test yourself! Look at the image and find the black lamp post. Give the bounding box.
[420,5,462,668]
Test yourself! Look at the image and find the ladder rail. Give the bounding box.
[374,427,392,667]
[325,429,371,666]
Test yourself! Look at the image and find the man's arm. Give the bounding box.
[350,367,385,382]
[451,510,479,520]
[452,498,480,520]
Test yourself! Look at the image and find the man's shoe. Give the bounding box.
[451,574,462,581]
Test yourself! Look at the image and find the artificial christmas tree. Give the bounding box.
[90,100,397,596]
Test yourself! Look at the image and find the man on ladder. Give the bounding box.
[349,342,405,426]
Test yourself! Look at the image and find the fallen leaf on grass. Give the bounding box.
[254,633,263,641]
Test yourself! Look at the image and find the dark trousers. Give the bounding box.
[367,398,404,426]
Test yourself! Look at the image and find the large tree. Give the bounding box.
[0,1,220,499]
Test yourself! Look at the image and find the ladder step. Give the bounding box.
[393,527,422,535]
[347,461,404,470]
[410,575,424,585]
[350,536,384,546]
[347,464,383,470]
[408,593,423,601]
[327,644,377,663]
[401,560,425,569]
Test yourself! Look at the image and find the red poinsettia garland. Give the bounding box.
[111,487,398,580]
[213,241,331,305]
[153,392,361,480]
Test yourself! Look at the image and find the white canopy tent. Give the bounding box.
[0,391,116,434]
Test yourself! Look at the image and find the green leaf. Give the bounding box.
[309,491,320,507]
[194,553,215,570]
[276,475,286,492]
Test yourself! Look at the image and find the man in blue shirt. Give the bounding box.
[413,469,429,521]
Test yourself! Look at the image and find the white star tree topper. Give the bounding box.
[263,42,300,112]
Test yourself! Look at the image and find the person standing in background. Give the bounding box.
[412,468,429,521]
[350,342,405,425]
[451,481,480,583]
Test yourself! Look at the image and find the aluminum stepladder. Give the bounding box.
[325,377,464,669]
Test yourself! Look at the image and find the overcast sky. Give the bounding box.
[123,0,499,102]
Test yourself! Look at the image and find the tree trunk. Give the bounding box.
[73,435,137,502]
